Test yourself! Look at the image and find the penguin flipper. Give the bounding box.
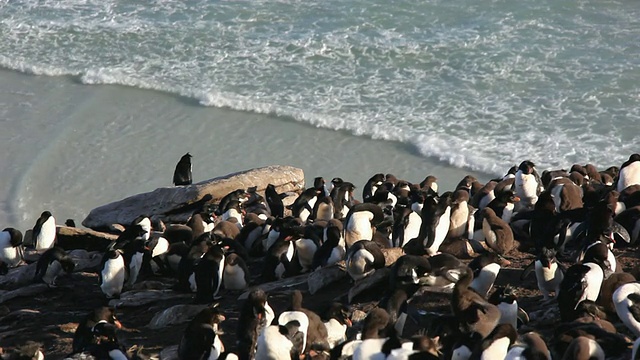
[520,260,535,280]
[612,221,631,244]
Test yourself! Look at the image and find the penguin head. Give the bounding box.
[518,160,536,175]
[325,302,352,327]
[2,228,23,247]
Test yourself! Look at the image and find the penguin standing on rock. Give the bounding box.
[173,152,193,186]
[34,246,75,287]
[32,211,56,251]
[0,227,23,273]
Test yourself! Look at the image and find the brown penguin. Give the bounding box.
[481,207,515,255]
[451,267,501,339]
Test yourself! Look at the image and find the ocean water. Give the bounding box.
[1,0,639,230]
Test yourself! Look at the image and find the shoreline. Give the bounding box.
[0,68,493,232]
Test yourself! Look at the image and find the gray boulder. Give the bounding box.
[82,165,305,230]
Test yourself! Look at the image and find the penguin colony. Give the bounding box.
[4,153,640,359]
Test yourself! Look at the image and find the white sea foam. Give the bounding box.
[1,0,640,176]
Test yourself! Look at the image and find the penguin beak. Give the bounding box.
[114,320,122,329]
[346,318,353,327]
[512,196,521,202]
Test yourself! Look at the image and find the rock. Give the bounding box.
[348,267,391,304]
[0,284,49,304]
[0,263,37,288]
[147,304,207,329]
[82,165,305,230]
[308,263,347,295]
[381,247,405,266]
[56,226,118,251]
[238,273,310,300]
[160,345,179,360]
[0,309,41,323]
[108,290,192,308]
[131,281,170,291]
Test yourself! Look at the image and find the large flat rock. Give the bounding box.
[82,165,305,230]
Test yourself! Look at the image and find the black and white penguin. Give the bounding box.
[504,332,551,360]
[345,240,385,281]
[469,252,506,297]
[524,248,564,301]
[470,181,497,210]
[485,189,520,224]
[363,173,386,202]
[32,210,56,251]
[420,175,439,194]
[311,223,345,270]
[614,205,640,245]
[612,282,640,337]
[236,289,276,360]
[122,238,147,287]
[448,189,471,239]
[617,154,640,192]
[276,313,308,358]
[417,191,452,256]
[173,152,193,186]
[419,252,467,288]
[34,246,75,287]
[306,195,331,224]
[451,267,501,339]
[222,253,250,290]
[99,250,126,299]
[289,187,320,223]
[255,321,304,360]
[481,207,515,255]
[488,286,526,330]
[293,229,321,272]
[514,160,543,211]
[72,306,122,353]
[220,200,245,228]
[562,336,605,360]
[264,183,285,218]
[0,227,23,271]
[557,262,604,321]
[323,302,352,349]
[178,306,226,360]
[344,203,385,248]
[391,206,422,248]
[471,324,517,359]
[578,241,616,278]
[194,245,226,304]
[332,182,357,220]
